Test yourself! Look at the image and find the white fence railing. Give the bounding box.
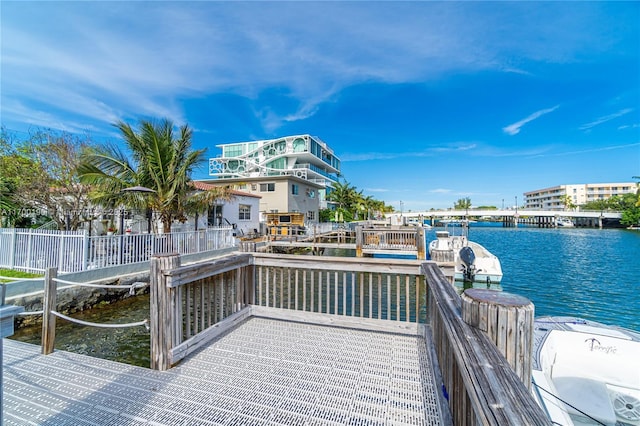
[0,227,237,274]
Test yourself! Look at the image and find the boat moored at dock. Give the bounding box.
[556,217,575,227]
[532,316,640,426]
[428,229,503,285]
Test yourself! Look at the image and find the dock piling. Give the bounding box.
[461,288,534,389]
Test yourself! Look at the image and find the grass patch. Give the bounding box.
[0,268,42,282]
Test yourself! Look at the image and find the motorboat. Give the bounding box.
[556,217,575,227]
[532,316,640,426]
[428,229,503,285]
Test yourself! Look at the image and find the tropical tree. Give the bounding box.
[560,194,576,211]
[78,118,230,233]
[326,180,361,222]
[0,127,93,229]
[454,197,472,210]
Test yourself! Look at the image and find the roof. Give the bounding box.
[191,181,262,198]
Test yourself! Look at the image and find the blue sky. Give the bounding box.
[2,1,639,211]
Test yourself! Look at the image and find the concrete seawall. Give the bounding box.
[7,247,236,328]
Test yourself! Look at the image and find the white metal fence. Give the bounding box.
[0,227,237,274]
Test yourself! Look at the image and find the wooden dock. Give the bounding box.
[5,316,447,425]
[265,225,426,259]
[3,250,550,425]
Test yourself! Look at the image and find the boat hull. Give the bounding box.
[532,316,640,426]
[429,233,503,285]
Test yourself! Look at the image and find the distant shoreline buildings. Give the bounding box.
[524,182,637,210]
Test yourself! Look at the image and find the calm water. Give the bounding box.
[11,226,640,367]
[431,225,640,333]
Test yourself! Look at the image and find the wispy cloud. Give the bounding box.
[503,105,560,135]
[342,143,476,161]
[618,123,639,130]
[1,2,624,135]
[528,142,640,158]
[580,108,634,131]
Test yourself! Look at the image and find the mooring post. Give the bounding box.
[355,226,363,257]
[150,252,181,371]
[416,226,426,260]
[42,267,58,355]
[461,288,534,390]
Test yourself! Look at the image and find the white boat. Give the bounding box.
[556,217,575,227]
[532,316,640,426]
[428,230,503,285]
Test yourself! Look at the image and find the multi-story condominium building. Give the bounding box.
[524,182,637,210]
[205,134,341,222]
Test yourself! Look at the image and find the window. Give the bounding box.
[307,211,315,220]
[292,184,299,195]
[208,205,223,226]
[223,144,244,157]
[259,183,275,192]
[307,189,316,198]
[251,184,257,191]
[239,205,251,220]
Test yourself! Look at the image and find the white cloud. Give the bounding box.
[580,108,634,131]
[341,143,477,162]
[529,142,640,158]
[618,123,639,130]
[503,105,560,136]
[1,2,622,134]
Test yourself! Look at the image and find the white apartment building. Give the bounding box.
[524,182,637,210]
[205,134,341,222]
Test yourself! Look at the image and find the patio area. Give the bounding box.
[4,316,448,425]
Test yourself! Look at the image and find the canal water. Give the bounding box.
[10,226,640,367]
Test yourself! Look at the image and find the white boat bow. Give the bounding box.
[532,316,640,426]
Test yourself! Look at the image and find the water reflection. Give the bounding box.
[11,294,151,367]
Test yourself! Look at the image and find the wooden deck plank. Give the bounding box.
[4,317,449,425]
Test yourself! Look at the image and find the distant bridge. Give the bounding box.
[390,209,622,219]
[388,209,622,228]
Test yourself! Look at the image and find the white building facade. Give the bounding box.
[524,182,637,210]
[206,134,340,222]
[182,183,262,237]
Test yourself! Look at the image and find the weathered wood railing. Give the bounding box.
[150,251,549,424]
[150,252,426,369]
[356,225,426,258]
[422,263,548,425]
[251,253,426,331]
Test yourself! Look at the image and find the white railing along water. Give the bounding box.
[0,227,236,274]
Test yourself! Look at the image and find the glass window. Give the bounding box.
[223,144,244,157]
[292,184,299,195]
[239,205,251,220]
[260,183,275,192]
[307,211,315,220]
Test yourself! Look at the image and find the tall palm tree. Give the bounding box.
[78,118,229,233]
[327,180,361,222]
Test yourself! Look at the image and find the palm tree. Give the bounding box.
[78,118,230,233]
[327,180,361,222]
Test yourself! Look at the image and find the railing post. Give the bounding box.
[150,253,181,371]
[355,226,363,257]
[416,226,426,260]
[42,267,57,355]
[461,288,534,389]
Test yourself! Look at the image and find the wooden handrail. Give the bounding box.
[149,252,550,424]
[421,263,550,425]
